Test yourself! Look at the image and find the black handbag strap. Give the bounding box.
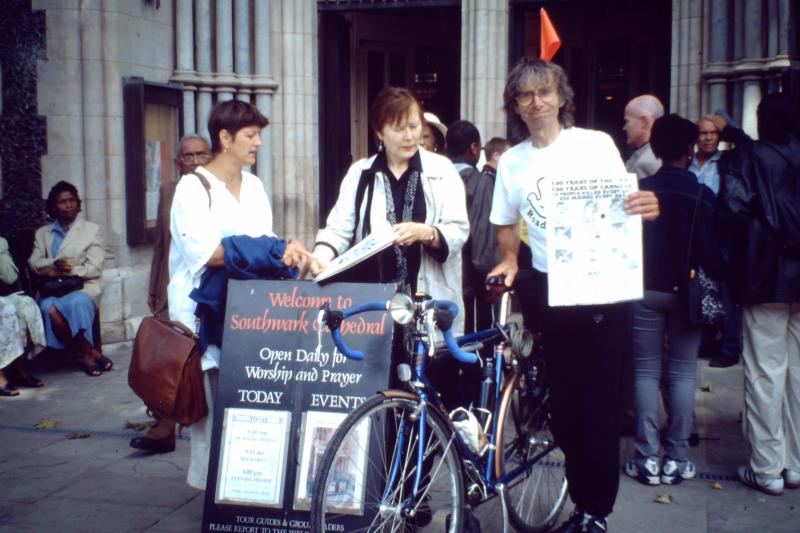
[683,187,704,276]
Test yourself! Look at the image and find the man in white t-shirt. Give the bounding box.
[487,58,660,533]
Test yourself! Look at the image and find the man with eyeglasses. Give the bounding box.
[133,134,210,454]
[147,134,211,320]
[487,58,659,533]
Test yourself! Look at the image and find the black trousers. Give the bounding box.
[518,269,628,517]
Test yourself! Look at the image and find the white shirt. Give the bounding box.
[490,127,626,273]
[168,166,274,369]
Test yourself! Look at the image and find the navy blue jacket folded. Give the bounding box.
[190,235,298,353]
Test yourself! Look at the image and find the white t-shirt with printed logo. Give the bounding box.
[489,127,626,273]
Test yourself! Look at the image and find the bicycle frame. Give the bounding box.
[318,292,558,526]
[389,314,549,506]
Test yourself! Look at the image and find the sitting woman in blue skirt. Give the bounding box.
[29,181,110,377]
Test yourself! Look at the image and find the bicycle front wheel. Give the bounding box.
[310,394,465,533]
[495,371,568,533]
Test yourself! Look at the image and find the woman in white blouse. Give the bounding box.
[130,100,307,489]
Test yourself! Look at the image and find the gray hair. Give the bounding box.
[174,134,210,158]
[626,95,664,122]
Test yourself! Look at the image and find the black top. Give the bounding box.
[639,166,725,293]
[718,127,800,304]
[376,151,426,290]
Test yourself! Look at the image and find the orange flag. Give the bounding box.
[539,7,561,61]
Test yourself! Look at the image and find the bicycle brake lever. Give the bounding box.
[315,307,326,355]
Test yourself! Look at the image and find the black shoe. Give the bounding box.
[129,435,176,454]
[554,510,607,533]
[709,356,738,368]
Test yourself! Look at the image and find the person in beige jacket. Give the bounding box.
[29,181,109,376]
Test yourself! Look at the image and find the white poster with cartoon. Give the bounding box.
[545,173,643,306]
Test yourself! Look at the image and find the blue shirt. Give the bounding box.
[50,220,72,256]
[688,150,722,195]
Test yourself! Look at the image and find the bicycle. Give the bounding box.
[309,289,567,533]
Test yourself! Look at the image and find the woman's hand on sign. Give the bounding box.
[625,190,660,221]
[306,245,334,279]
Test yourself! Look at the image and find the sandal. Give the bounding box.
[96,355,113,372]
[83,362,103,377]
[16,374,44,388]
[0,383,19,397]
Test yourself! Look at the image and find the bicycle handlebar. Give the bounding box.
[429,300,478,364]
[322,299,478,365]
[327,301,388,361]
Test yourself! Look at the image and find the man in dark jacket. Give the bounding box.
[717,93,800,496]
[446,120,496,335]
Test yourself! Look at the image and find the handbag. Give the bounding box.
[683,190,725,327]
[128,316,208,426]
[39,276,84,298]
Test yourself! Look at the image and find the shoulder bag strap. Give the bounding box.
[186,172,211,208]
[684,187,704,276]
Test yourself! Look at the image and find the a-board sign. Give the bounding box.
[202,280,395,533]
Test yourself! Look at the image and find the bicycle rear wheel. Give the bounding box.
[495,370,567,533]
[310,394,465,533]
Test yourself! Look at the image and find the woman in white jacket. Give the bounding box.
[311,87,469,335]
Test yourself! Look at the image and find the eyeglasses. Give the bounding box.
[514,86,557,108]
[180,152,211,164]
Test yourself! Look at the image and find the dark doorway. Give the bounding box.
[317,3,459,221]
[509,0,671,158]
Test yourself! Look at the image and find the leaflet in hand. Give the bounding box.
[314,227,398,283]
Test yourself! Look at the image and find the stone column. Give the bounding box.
[79,3,106,229]
[254,0,273,192]
[459,0,508,142]
[216,0,236,102]
[234,0,252,103]
[733,0,745,60]
[777,0,793,56]
[741,0,763,137]
[706,0,729,113]
[195,0,213,138]
[270,0,317,244]
[175,0,197,133]
[670,0,702,119]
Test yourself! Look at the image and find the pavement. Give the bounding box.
[1,343,798,532]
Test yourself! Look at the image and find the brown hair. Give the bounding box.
[207,100,269,154]
[368,87,422,137]
[503,58,575,142]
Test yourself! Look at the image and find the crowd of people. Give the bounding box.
[1,56,798,533]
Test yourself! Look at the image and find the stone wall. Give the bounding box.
[34,0,175,342]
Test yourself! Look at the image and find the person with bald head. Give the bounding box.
[623,95,664,179]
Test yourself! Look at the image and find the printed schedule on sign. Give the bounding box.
[215,409,291,507]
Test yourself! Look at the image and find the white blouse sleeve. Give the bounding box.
[170,177,222,277]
